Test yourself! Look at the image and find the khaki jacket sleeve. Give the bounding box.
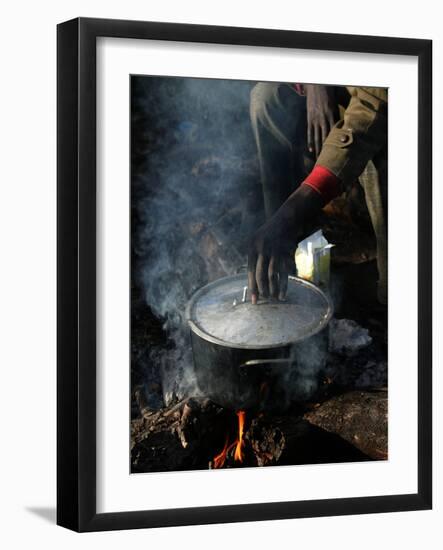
[315,87,388,185]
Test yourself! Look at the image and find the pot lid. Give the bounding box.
[186,274,333,349]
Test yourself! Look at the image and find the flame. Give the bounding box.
[234,410,246,463]
[213,437,237,469]
[213,436,229,469]
[213,410,246,468]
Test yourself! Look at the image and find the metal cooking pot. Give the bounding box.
[186,274,333,411]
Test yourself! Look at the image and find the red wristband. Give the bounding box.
[301,165,341,204]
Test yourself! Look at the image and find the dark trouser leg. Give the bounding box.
[358,152,388,304]
[250,83,309,219]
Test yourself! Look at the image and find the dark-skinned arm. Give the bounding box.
[305,84,339,158]
[248,87,387,304]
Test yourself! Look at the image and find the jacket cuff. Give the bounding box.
[301,165,342,204]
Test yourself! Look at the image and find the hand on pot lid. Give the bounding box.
[186,274,332,349]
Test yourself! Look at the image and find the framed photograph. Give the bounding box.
[57,17,432,532]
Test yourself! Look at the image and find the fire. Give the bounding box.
[213,436,229,469]
[234,410,245,462]
[213,410,246,468]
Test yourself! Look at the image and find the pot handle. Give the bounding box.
[239,358,293,369]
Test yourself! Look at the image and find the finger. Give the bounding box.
[314,124,321,158]
[278,258,290,301]
[307,123,313,154]
[256,253,269,299]
[268,256,280,299]
[247,249,258,305]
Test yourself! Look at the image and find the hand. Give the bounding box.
[248,184,324,304]
[305,85,339,158]
[247,211,293,304]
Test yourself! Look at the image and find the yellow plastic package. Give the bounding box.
[295,230,334,287]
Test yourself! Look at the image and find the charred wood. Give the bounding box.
[304,389,388,459]
[130,391,384,473]
[131,397,230,472]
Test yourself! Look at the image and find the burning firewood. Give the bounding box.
[246,416,285,466]
[131,392,381,473]
[131,397,231,473]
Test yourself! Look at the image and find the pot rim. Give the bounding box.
[185,274,334,350]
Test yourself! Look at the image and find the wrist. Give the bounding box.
[278,182,324,228]
[301,165,341,204]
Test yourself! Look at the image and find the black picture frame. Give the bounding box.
[57,17,432,532]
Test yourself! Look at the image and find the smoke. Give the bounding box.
[268,332,328,411]
[131,77,386,410]
[132,76,260,405]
